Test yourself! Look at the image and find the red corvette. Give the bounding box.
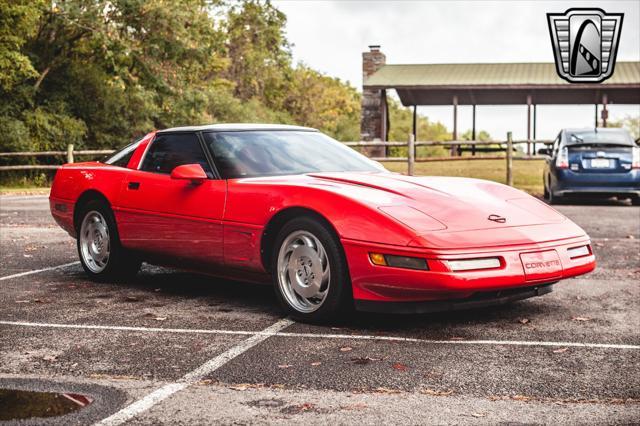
[50,124,595,322]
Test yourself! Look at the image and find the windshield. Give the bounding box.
[203,131,385,179]
[567,130,634,146]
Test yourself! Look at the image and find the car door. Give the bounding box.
[115,132,226,265]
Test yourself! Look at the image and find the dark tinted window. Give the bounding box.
[566,129,634,146]
[141,133,212,176]
[203,131,384,179]
[105,140,141,168]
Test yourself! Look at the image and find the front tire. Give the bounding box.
[271,216,352,323]
[77,200,141,282]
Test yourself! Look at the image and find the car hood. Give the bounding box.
[306,172,567,233]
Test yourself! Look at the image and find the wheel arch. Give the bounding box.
[73,190,111,232]
[260,206,340,273]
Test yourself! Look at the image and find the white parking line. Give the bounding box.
[0,261,80,281]
[94,318,293,426]
[1,320,638,350]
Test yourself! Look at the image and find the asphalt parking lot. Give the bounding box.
[1,194,639,424]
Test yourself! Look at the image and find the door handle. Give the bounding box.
[128,182,140,190]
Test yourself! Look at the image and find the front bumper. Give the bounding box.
[342,236,595,304]
[355,283,554,314]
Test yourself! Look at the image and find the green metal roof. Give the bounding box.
[364,62,640,88]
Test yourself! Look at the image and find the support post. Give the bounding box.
[532,104,537,155]
[412,105,417,142]
[595,104,598,127]
[408,133,415,176]
[506,132,513,187]
[451,96,458,156]
[526,95,532,155]
[66,144,74,164]
[472,104,476,156]
[601,94,608,128]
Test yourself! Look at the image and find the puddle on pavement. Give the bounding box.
[0,388,92,420]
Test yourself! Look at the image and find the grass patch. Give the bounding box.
[384,159,545,196]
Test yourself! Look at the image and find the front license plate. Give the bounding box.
[520,250,562,281]
[590,158,610,168]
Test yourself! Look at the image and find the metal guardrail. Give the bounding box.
[0,135,552,185]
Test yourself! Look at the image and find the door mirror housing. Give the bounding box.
[170,164,208,184]
[537,147,552,156]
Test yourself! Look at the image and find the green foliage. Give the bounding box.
[386,99,449,157]
[0,0,449,174]
[461,129,492,141]
[608,115,640,140]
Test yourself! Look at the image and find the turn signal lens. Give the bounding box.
[369,253,429,270]
[632,147,640,169]
[369,253,387,266]
[446,257,501,272]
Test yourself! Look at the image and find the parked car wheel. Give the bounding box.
[77,199,141,281]
[272,216,352,323]
[544,176,562,205]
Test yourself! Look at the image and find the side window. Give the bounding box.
[105,140,141,168]
[552,133,561,154]
[140,133,212,177]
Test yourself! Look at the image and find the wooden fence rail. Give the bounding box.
[0,135,553,186]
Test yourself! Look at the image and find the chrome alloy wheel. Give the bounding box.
[277,230,331,313]
[79,210,110,273]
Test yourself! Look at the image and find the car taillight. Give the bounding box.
[632,147,640,169]
[556,147,569,169]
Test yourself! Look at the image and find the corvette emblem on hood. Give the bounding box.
[488,214,507,223]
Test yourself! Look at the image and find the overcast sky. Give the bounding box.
[272,0,640,140]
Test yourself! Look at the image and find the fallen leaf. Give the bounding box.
[154,317,167,321]
[42,355,58,362]
[373,387,401,394]
[278,364,293,369]
[229,384,252,391]
[572,316,590,322]
[471,412,486,418]
[339,346,353,352]
[449,336,464,341]
[421,389,454,396]
[392,363,408,371]
[310,361,322,366]
[351,356,378,365]
[627,235,635,239]
[512,395,531,401]
[518,318,530,324]
[15,300,30,303]
[553,347,569,353]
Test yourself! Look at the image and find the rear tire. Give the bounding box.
[544,179,561,205]
[76,199,141,282]
[271,216,352,323]
[632,197,640,206]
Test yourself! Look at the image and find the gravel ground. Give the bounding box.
[0,195,638,424]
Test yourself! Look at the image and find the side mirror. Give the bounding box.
[537,148,552,156]
[170,164,207,184]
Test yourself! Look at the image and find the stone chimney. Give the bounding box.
[360,45,387,157]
